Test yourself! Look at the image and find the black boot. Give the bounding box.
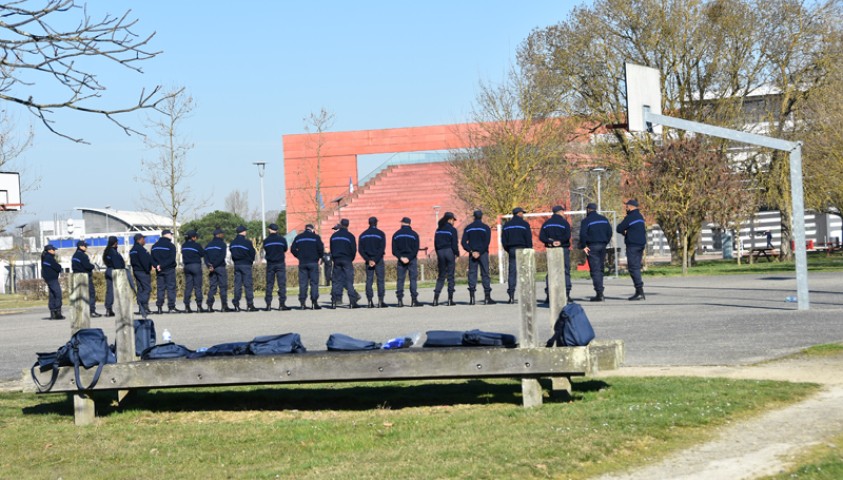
[349,299,360,309]
[169,306,184,314]
[312,300,322,310]
[432,293,440,306]
[447,294,454,306]
[628,287,646,301]
[279,302,291,311]
[232,304,241,312]
[397,298,404,308]
[484,293,496,305]
[156,306,164,314]
[566,291,573,303]
[411,297,422,307]
[90,310,102,318]
[300,300,307,310]
[53,310,66,320]
[184,304,193,314]
[367,299,375,308]
[507,293,515,304]
[469,291,476,305]
[263,301,272,312]
[246,304,259,312]
[222,303,233,312]
[206,303,215,313]
[589,292,605,302]
[378,299,388,308]
[329,299,337,309]
[105,308,115,317]
[49,310,57,319]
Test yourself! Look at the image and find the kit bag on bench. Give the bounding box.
[423,330,466,348]
[462,330,517,348]
[248,333,307,355]
[31,328,117,392]
[134,319,156,356]
[326,333,381,351]
[141,342,194,360]
[546,302,595,347]
[188,341,251,358]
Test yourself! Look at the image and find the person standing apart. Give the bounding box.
[540,205,573,303]
[102,236,124,317]
[433,212,459,306]
[291,224,324,310]
[392,217,421,307]
[181,230,205,312]
[41,244,64,319]
[501,207,533,304]
[578,203,613,302]
[617,199,647,301]
[329,218,361,309]
[205,227,232,312]
[71,240,102,317]
[230,225,258,312]
[152,229,182,314]
[461,210,495,305]
[358,216,387,308]
[130,233,153,318]
[263,223,291,311]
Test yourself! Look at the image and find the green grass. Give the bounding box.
[800,343,843,357]
[0,377,817,479]
[641,253,843,277]
[0,294,43,312]
[761,432,843,480]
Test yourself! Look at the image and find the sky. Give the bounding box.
[8,1,583,227]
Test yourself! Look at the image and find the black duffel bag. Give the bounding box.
[140,342,194,360]
[326,333,381,351]
[249,333,307,355]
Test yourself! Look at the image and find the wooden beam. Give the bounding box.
[517,248,543,408]
[69,273,90,333]
[546,248,571,394]
[113,269,135,403]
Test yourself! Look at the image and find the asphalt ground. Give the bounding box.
[2,271,841,383]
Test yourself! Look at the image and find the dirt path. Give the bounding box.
[594,355,843,480]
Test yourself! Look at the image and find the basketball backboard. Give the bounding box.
[0,172,22,211]
[625,62,662,134]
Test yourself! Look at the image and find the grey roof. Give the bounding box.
[76,207,179,231]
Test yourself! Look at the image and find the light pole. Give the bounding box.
[104,205,111,233]
[592,167,606,211]
[253,162,267,236]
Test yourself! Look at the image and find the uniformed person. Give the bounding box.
[205,227,232,312]
[501,207,533,304]
[329,218,361,309]
[102,236,125,317]
[263,223,291,311]
[539,205,572,303]
[358,216,387,308]
[617,199,646,301]
[182,230,206,312]
[578,203,613,302]
[392,217,421,307]
[41,244,64,319]
[151,229,182,313]
[71,240,102,317]
[433,212,459,306]
[130,233,153,318]
[291,224,324,309]
[461,210,495,305]
[230,225,258,312]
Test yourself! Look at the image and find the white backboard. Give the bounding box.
[625,63,662,134]
[0,171,22,211]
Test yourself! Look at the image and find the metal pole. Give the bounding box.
[254,162,267,237]
[597,174,602,212]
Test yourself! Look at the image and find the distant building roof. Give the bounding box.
[76,207,178,233]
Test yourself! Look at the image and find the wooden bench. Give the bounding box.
[32,249,624,425]
[748,247,776,263]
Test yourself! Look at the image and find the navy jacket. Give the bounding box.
[71,249,95,273]
[182,240,205,265]
[539,214,572,248]
[434,223,460,255]
[330,228,357,262]
[461,220,492,254]
[358,226,386,263]
[229,235,256,265]
[104,247,126,269]
[578,211,613,248]
[204,238,227,269]
[151,237,177,271]
[262,233,288,264]
[501,216,533,252]
[291,230,324,264]
[617,209,647,246]
[130,243,153,273]
[41,253,62,281]
[392,226,420,260]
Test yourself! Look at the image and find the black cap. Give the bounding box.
[586,203,598,210]
[331,224,341,230]
[401,217,411,224]
[305,224,315,231]
[213,227,224,235]
[134,233,144,241]
[108,235,118,245]
[512,207,525,215]
[552,205,564,213]
[76,240,87,247]
[161,229,172,236]
[186,230,198,238]
[443,212,456,221]
[236,225,247,233]
[368,216,378,226]
[45,244,56,251]
[268,223,279,231]
[473,209,483,219]
[624,199,639,207]
[340,218,349,228]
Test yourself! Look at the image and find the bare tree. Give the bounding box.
[0,110,36,231]
[138,88,196,237]
[302,108,335,234]
[0,0,173,143]
[224,189,250,220]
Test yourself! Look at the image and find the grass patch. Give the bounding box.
[642,254,843,277]
[0,376,816,479]
[0,294,42,313]
[800,343,843,357]
[761,432,843,480]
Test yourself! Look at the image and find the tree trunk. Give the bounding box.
[682,234,689,276]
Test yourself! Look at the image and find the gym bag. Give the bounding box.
[134,319,156,356]
[546,302,595,347]
[248,333,307,355]
[423,330,467,348]
[31,328,117,392]
[140,342,194,360]
[188,341,251,358]
[462,330,517,348]
[326,333,381,351]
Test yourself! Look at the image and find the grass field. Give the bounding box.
[762,431,843,480]
[0,377,816,479]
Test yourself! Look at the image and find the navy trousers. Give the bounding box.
[298,263,320,302]
[587,243,607,294]
[105,267,136,309]
[626,244,645,289]
[265,262,287,304]
[331,260,359,303]
[233,263,254,305]
[396,258,418,300]
[134,271,152,309]
[506,248,524,296]
[46,278,62,311]
[467,252,492,294]
[365,259,386,301]
[207,266,228,306]
[156,268,177,309]
[183,263,203,305]
[434,249,456,295]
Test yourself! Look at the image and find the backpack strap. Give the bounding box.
[30,362,60,393]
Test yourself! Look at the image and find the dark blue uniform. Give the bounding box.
[130,240,153,315]
[41,252,63,314]
[71,248,98,312]
[358,226,387,303]
[461,220,493,296]
[330,228,360,305]
[151,236,178,310]
[204,237,228,308]
[392,226,420,302]
[617,209,646,291]
[433,222,459,299]
[501,216,533,297]
[263,233,288,307]
[578,211,613,296]
[291,229,324,304]
[230,235,257,308]
[182,239,205,307]
[103,246,128,312]
[539,213,572,299]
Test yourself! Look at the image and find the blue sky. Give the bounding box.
[10,1,581,227]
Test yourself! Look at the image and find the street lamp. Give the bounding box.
[253,162,267,236]
[592,167,606,211]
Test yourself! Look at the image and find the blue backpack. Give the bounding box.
[31,328,117,392]
[546,303,595,347]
